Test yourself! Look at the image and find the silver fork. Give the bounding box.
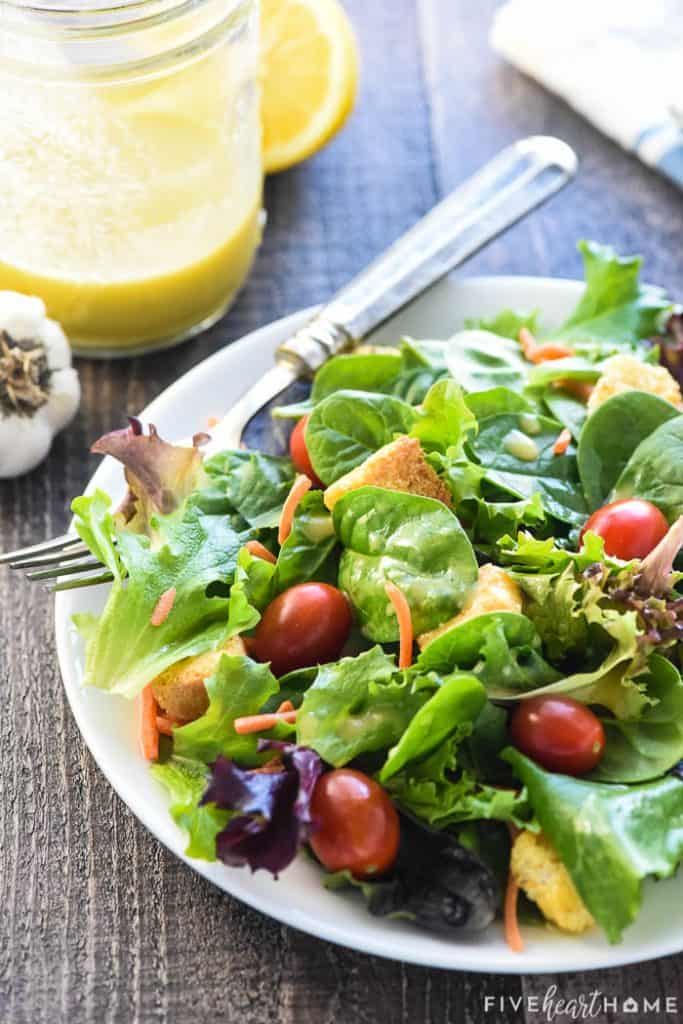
[1,135,577,589]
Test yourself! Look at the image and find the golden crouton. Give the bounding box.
[417,564,522,650]
[323,435,452,511]
[587,354,682,414]
[151,635,245,722]
[511,830,594,934]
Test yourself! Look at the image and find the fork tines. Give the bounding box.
[0,533,109,590]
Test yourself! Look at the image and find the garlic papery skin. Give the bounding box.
[0,292,80,479]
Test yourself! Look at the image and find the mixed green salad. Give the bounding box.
[73,242,683,950]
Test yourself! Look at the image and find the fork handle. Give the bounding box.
[276,135,577,374]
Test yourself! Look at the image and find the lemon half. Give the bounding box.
[261,0,359,174]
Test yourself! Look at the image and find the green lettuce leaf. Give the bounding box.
[551,240,671,350]
[173,654,278,765]
[72,489,124,580]
[504,748,683,942]
[409,379,476,454]
[379,673,486,781]
[75,492,247,697]
[592,655,683,783]
[151,756,228,860]
[334,486,478,641]
[464,309,539,341]
[417,611,558,691]
[296,647,425,766]
[385,734,532,829]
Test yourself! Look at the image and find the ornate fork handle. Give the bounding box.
[276,136,577,376]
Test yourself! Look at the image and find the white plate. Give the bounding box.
[55,275,683,974]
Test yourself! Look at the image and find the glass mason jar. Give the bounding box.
[0,0,263,356]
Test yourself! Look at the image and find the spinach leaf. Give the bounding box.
[387,340,448,404]
[465,387,534,420]
[204,449,295,529]
[551,240,671,350]
[306,390,417,485]
[504,748,683,943]
[592,655,683,783]
[151,756,229,861]
[334,486,478,641]
[613,415,683,520]
[468,412,588,525]
[274,490,338,590]
[311,351,404,402]
[578,391,680,510]
[541,391,587,440]
[174,655,278,765]
[380,673,487,781]
[296,647,425,766]
[445,330,529,393]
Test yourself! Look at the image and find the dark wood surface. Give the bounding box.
[2,2,683,1022]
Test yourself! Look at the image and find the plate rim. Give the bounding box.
[54,274,683,974]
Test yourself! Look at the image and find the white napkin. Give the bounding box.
[491,0,683,189]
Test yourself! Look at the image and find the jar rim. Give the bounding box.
[1,0,249,33]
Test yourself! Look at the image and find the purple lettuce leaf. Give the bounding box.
[91,417,207,531]
[202,743,323,876]
[654,312,683,388]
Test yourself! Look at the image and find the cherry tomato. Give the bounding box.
[310,769,400,878]
[510,696,606,776]
[289,415,323,487]
[580,498,668,561]
[251,582,352,676]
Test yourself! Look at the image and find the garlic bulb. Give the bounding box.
[0,292,80,478]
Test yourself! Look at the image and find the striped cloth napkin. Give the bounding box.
[491,0,683,190]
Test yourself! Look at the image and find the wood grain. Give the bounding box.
[1,1,683,1021]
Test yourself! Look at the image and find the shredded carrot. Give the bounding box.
[278,474,312,545]
[277,699,295,712]
[385,581,413,669]
[245,539,278,564]
[519,327,574,365]
[553,378,594,403]
[150,586,176,627]
[140,685,160,761]
[529,341,575,364]
[156,715,176,737]
[518,326,539,361]
[504,824,524,953]
[552,427,572,456]
[504,873,524,953]
[234,710,299,735]
[207,415,219,428]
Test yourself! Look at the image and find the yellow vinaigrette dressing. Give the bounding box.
[0,0,262,355]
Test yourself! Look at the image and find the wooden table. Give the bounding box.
[2,2,683,1021]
